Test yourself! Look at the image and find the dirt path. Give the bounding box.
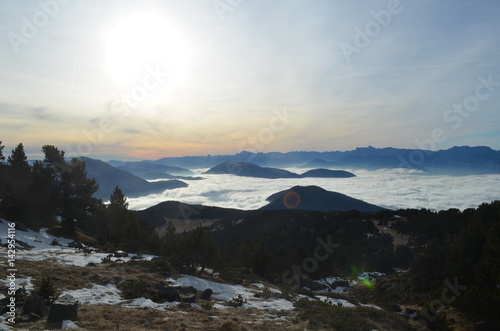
[374,220,410,247]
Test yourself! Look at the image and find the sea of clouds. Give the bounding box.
[127,168,500,212]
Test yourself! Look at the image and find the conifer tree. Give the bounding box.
[30,160,57,228]
[109,186,128,209]
[7,143,30,172]
[106,186,128,243]
[163,220,178,255]
[42,145,65,164]
[3,143,32,222]
[0,141,5,217]
[59,158,99,234]
[0,141,4,162]
[174,226,218,273]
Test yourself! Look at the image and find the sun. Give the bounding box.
[105,13,191,88]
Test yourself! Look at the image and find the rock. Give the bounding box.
[68,241,84,249]
[200,289,213,300]
[158,287,180,302]
[0,297,10,315]
[23,293,46,316]
[179,293,196,303]
[107,254,114,258]
[178,286,197,296]
[16,222,28,232]
[405,308,417,315]
[15,287,27,301]
[17,240,34,249]
[86,262,97,267]
[303,279,327,292]
[330,279,350,288]
[114,250,129,258]
[51,239,62,246]
[390,304,402,313]
[48,294,78,323]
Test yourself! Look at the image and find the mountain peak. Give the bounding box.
[261,185,385,212]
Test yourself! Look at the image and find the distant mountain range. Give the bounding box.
[81,157,187,200]
[260,185,385,212]
[107,161,194,180]
[203,161,355,179]
[138,146,500,175]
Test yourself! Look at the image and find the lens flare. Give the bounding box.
[350,265,374,289]
[283,191,301,209]
[361,277,374,289]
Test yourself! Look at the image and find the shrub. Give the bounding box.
[35,277,59,304]
[101,256,112,264]
[228,294,247,307]
[200,301,213,310]
[294,299,417,331]
[82,246,93,256]
[121,279,155,300]
[218,321,239,331]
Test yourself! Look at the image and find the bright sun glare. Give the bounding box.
[105,13,191,88]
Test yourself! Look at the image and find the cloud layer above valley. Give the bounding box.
[127,169,500,212]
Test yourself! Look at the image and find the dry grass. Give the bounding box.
[0,258,168,293]
[19,303,307,330]
[0,257,309,330]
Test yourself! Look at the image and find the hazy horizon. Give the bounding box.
[2,144,499,163]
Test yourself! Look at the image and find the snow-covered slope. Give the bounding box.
[0,219,155,266]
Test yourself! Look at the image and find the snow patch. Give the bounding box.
[62,320,79,329]
[317,295,356,308]
[0,277,34,292]
[360,303,382,310]
[61,284,122,305]
[171,275,294,310]
[305,276,355,294]
[122,297,177,310]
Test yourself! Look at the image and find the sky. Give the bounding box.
[1,0,499,160]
